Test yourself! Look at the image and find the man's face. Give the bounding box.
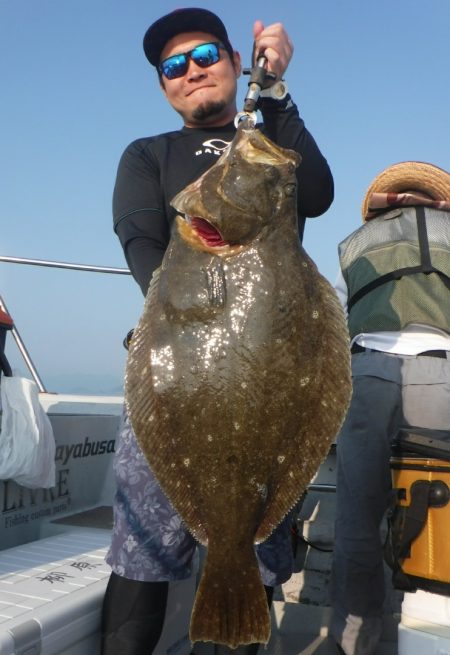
[159,31,241,128]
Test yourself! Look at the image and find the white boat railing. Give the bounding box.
[0,255,131,393]
[0,254,131,276]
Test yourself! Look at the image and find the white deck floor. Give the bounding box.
[0,446,402,654]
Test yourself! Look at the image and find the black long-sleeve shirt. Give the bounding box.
[113,95,334,295]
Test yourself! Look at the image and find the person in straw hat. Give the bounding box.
[329,161,450,655]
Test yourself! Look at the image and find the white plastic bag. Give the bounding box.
[0,376,55,488]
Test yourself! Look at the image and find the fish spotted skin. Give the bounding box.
[125,124,351,648]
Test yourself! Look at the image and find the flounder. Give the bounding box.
[125,121,351,648]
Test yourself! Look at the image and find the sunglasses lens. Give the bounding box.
[191,43,220,68]
[161,54,188,80]
[160,42,223,80]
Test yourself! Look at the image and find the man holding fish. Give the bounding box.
[101,8,339,655]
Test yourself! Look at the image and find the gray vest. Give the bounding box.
[338,206,450,338]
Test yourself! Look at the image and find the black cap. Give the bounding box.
[143,8,234,67]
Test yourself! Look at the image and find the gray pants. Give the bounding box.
[329,351,450,655]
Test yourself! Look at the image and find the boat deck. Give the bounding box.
[0,490,401,655]
[0,409,401,654]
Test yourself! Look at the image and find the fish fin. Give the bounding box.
[255,274,351,542]
[190,541,270,648]
[126,273,211,546]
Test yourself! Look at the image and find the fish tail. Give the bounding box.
[190,541,270,648]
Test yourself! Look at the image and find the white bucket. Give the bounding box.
[402,590,450,630]
[399,623,450,655]
[399,590,450,655]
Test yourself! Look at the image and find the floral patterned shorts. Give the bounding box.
[106,410,294,585]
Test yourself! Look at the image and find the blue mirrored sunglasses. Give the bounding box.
[159,41,225,80]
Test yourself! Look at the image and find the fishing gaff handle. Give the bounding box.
[242,55,275,113]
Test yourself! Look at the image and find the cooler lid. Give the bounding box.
[393,428,450,461]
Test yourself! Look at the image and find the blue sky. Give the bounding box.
[1,0,449,393]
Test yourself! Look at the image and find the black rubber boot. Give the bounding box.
[100,572,168,655]
[212,586,275,655]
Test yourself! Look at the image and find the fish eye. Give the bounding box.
[284,183,296,197]
[264,167,278,180]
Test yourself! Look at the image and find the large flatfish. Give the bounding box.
[125,121,351,648]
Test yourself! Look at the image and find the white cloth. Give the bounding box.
[0,376,55,488]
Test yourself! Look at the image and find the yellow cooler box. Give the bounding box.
[386,428,450,595]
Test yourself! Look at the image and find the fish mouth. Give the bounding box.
[186,215,228,248]
[176,214,245,257]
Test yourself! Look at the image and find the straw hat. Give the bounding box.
[361,161,450,221]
